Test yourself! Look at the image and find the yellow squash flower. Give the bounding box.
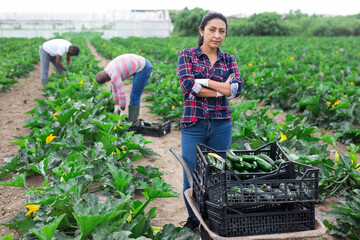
[349,82,354,86]
[279,132,287,143]
[248,63,252,67]
[289,56,294,60]
[171,105,175,110]
[25,204,40,216]
[46,133,56,144]
[332,99,341,108]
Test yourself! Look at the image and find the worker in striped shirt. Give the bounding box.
[95,54,153,122]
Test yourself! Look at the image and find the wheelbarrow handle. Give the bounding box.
[244,143,252,150]
[169,147,193,189]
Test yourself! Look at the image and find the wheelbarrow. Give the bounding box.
[169,146,327,240]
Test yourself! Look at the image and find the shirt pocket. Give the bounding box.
[192,63,206,78]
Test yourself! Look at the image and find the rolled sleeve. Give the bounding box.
[228,79,243,99]
[177,50,199,98]
[227,55,243,99]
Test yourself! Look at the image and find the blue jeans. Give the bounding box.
[39,46,65,86]
[181,119,232,219]
[130,59,152,106]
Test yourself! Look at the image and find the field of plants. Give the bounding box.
[0,35,359,239]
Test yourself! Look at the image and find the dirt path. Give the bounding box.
[0,42,338,239]
[0,63,46,238]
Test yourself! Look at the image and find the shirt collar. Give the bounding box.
[195,45,225,61]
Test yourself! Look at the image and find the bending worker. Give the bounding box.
[39,39,80,86]
[95,53,153,122]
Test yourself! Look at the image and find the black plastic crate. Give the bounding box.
[195,142,292,183]
[206,161,319,206]
[128,119,171,137]
[192,171,208,218]
[207,201,315,237]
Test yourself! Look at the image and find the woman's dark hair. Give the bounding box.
[198,12,228,46]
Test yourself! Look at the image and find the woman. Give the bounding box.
[176,12,243,230]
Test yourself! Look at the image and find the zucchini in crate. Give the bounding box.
[255,157,273,172]
[226,149,242,163]
[258,154,275,166]
[208,153,226,170]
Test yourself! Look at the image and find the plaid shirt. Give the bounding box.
[177,45,243,128]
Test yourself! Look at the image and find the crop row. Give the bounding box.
[0,38,44,92]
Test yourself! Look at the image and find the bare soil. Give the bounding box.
[0,43,344,239]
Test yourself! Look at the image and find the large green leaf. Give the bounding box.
[0,156,18,179]
[0,211,35,232]
[57,108,78,127]
[93,229,150,240]
[73,194,130,240]
[107,163,134,195]
[0,233,14,240]
[0,173,27,188]
[30,214,66,240]
[142,177,178,200]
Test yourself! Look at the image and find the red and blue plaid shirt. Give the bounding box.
[177,45,243,128]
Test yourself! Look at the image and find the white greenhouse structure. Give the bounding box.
[0,10,173,38]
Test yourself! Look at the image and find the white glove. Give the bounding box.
[216,91,224,97]
[225,73,235,83]
[195,79,209,87]
[114,104,121,114]
[120,110,126,116]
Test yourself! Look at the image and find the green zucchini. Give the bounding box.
[206,154,216,166]
[226,149,242,163]
[258,154,275,166]
[224,158,233,170]
[208,153,226,170]
[233,162,244,171]
[275,159,287,166]
[256,157,272,172]
[215,159,225,170]
[241,161,253,170]
[251,161,258,170]
[241,154,258,163]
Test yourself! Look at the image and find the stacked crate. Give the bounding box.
[192,142,319,237]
